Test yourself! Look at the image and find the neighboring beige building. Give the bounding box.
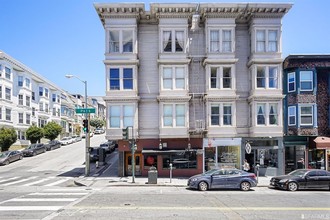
[95,2,292,177]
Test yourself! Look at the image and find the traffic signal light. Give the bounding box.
[83,119,88,133]
[122,127,128,140]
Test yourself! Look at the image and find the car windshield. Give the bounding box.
[288,170,308,177]
[0,152,9,158]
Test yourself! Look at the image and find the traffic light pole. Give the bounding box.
[84,82,90,177]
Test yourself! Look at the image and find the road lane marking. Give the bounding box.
[23,177,56,186]
[0,206,62,211]
[30,192,88,196]
[0,177,20,184]
[9,198,78,202]
[1,176,38,186]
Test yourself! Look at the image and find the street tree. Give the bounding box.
[43,121,62,141]
[26,125,44,144]
[0,127,17,152]
[90,118,105,128]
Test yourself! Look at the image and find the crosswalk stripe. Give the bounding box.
[9,198,78,202]
[0,177,20,184]
[44,178,71,186]
[30,192,88,196]
[0,206,62,211]
[23,177,56,186]
[1,176,38,186]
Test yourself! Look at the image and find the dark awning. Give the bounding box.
[142,149,186,154]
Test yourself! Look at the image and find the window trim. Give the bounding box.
[256,102,280,126]
[210,103,234,127]
[162,103,186,128]
[288,106,296,126]
[255,29,279,53]
[210,66,233,90]
[300,70,313,92]
[161,66,186,90]
[161,29,186,53]
[288,72,296,92]
[208,28,234,53]
[255,66,279,89]
[299,105,313,126]
[109,67,135,91]
[109,29,134,54]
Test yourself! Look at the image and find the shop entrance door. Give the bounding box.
[126,153,142,176]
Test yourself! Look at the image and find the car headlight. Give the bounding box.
[191,178,198,182]
[279,179,288,183]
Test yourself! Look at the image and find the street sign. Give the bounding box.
[75,108,96,114]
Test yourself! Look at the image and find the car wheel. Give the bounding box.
[19,156,23,160]
[240,181,251,191]
[198,181,208,191]
[287,182,298,191]
[33,152,37,156]
[4,160,9,165]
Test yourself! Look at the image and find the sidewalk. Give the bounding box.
[74,157,272,188]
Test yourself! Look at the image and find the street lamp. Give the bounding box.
[65,74,90,176]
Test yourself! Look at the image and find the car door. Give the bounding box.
[225,170,241,188]
[210,170,228,189]
[316,171,330,189]
[305,171,320,189]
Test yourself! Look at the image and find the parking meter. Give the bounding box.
[256,164,260,183]
[169,163,173,183]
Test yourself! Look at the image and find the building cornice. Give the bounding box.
[103,59,139,65]
[103,96,140,102]
[157,96,191,102]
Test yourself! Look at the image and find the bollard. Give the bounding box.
[96,161,99,169]
[169,163,173,183]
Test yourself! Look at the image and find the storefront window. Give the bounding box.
[217,146,240,169]
[308,149,325,170]
[255,148,278,168]
[205,147,216,171]
[162,151,197,169]
[144,155,157,169]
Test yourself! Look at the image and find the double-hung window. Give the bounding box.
[18,76,23,86]
[163,104,185,127]
[25,78,30,88]
[257,103,279,125]
[162,66,185,90]
[163,30,185,53]
[26,114,31,124]
[300,105,313,126]
[6,108,11,121]
[300,71,313,91]
[0,85,2,98]
[256,30,278,52]
[210,103,233,126]
[39,87,43,96]
[269,103,278,125]
[288,72,295,92]
[19,113,23,124]
[109,30,133,53]
[18,94,23,105]
[109,68,133,90]
[5,67,11,80]
[52,94,56,102]
[210,29,233,53]
[5,88,11,100]
[288,106,296,126]
[210,66,232,89]
[109,105,134,128]
[256,66,278,89]
[45,88,49,98]
[257,104,266,125]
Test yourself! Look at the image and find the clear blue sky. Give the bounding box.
[1,0,329,96]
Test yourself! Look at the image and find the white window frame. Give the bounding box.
[5,108,11,121]
[162,104,186,128]
[299,105,313,126]
[255,29,279,53]
[161,66,186,90]
[109,29,134,53]
[288,106,296,126]
[288,72,296,92]
[161,29,186,53]
[300,70,313,91]
[109,67,134,91]
[210,103,234,126]
[256,66,279,89]
[18,76,23,87]
[5,67,11,80]
[210,66,233,89]
[18,112,24,124]
[256,103,279,126]
[5,87,11,100]
[18,94,23,105]
[209,29,234,53]
[25,78,31,89]
[108,105,135,128]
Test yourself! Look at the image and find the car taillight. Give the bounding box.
[249,173,256,179]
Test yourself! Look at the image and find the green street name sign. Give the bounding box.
[75,108,96,114]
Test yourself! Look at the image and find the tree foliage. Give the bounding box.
[43,121,62,141]
[0,127,17,152]
[26,125,44,144]
[90,118,105,128]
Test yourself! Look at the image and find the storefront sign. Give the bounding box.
[245,143,251,154]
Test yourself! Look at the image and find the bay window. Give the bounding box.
[257,103,279,125]
[109,105,135,128]
[18,94,23,105]
[210,103,233,126]
[300,105,313,126]
[256,66,279,89]
[5,87,11,100]
[256,29,278,52]
[300,71,313,91]
[288,72,295,92]
[162,30,185,53]
[162,66,185,90]
[18,76,23,86]
[210,66,232,89]
[109,29,133,53]
[19,113,23,124]
[209,29,233,53]
[257,104,266,125]
[288,106,296,126]
[5,108,11,121]
[163,104,186,127]
[5,67,11,80]
[109,67,134,90]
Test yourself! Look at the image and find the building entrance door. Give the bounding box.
[125,153,142,176]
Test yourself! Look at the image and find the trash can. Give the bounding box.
[148,166,158,184]
[98,148,106,165]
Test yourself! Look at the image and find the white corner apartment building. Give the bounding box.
[0,51,78,148]
[95,2,292,177]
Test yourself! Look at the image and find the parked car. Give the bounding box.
[187,168,257,191]
[94,128,105,134]
[44,140,61,151]
[0,151,23,165]
[22,143,46,157]
[89,147,100,162]
[72,135,82,142]
[269,169,330,191]
[99,141,116,153]
[59,137,73,145]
